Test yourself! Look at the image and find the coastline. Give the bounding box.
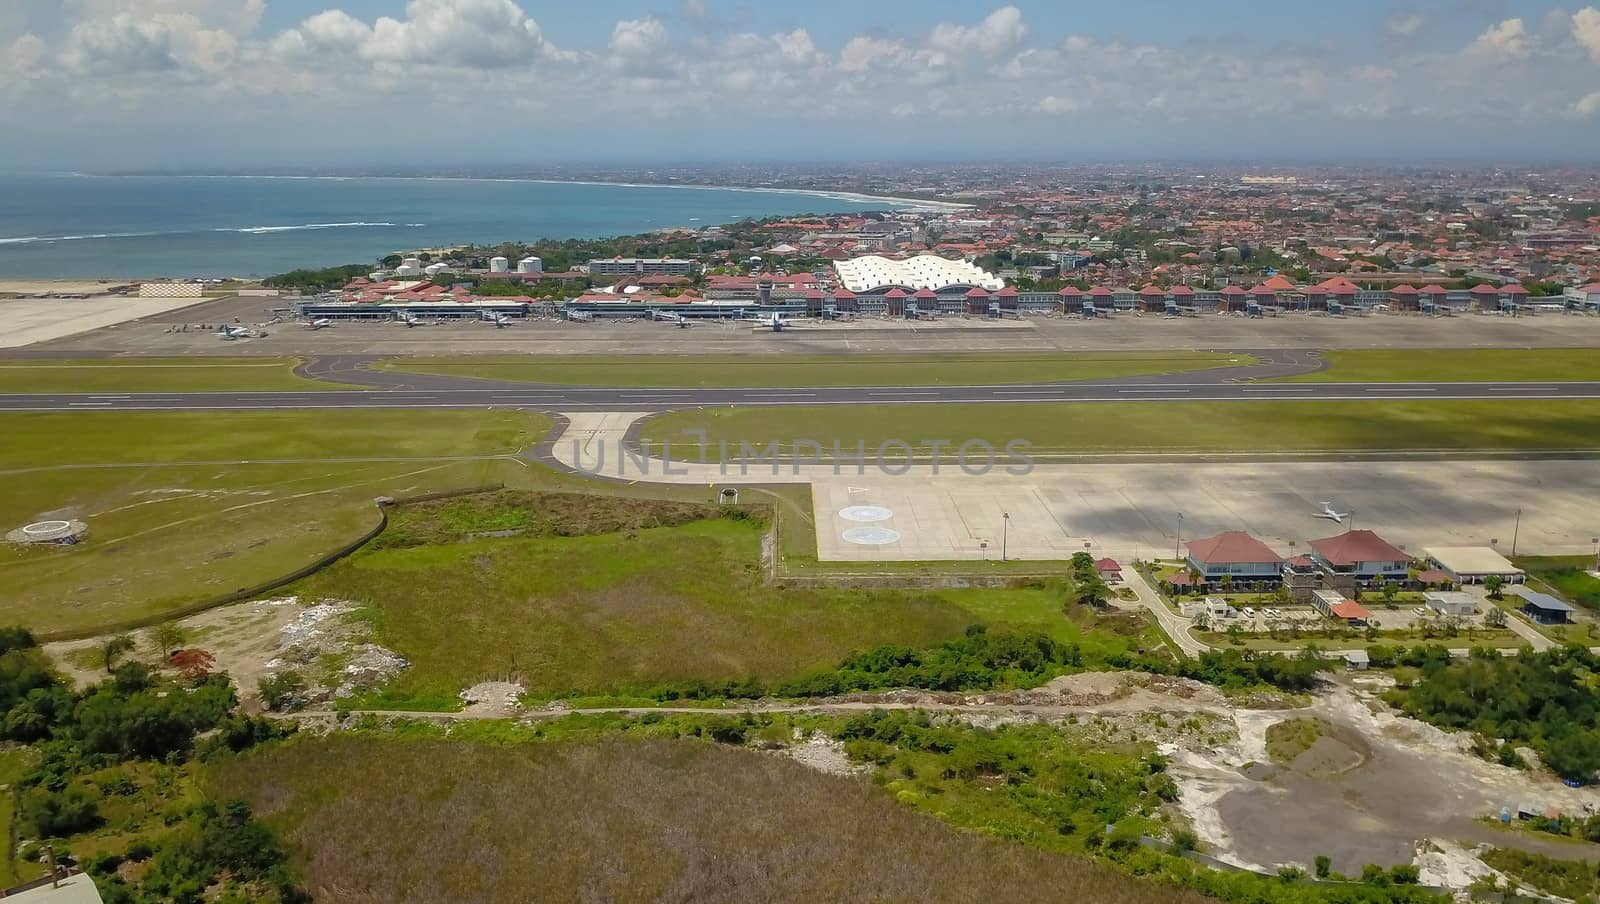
[78,172,974,212]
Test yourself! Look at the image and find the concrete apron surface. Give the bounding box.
[550,412,1600,563]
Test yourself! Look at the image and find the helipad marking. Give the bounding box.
[839,505,893,523]
[842,526,900,545]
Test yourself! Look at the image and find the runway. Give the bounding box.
[5,380,1600,412]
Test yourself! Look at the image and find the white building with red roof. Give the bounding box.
[1185,531,1284,587]
[1307,529,1410,584]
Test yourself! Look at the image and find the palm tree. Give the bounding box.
[101,634,136,674]
[1485,574,1506,600]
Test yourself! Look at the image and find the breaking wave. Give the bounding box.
[219,222,408,234]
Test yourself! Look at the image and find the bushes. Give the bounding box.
[1387,645,1600,780]
[21,784,101,836]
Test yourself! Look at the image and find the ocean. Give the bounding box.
[0,174,888,279]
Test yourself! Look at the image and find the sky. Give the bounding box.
[2,1,1600,170]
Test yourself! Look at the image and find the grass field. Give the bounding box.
[1280,349,1600,383]
[0,357,357,393]
[210,734,1204,904]
[0,410,550,637]
[381,351,1252,387]
[1514,555,1600,610]
[639,399,1600,458]
[294,492,1150,705]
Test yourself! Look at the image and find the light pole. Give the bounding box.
[1001,512,1010,562]
[1174,512,1184,561]
[1511,508,1522,557]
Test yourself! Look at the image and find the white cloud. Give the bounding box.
[929,6,1028,57]
[1466,18,1527,58]
[1037,95,1080,115]
[839,35,908,72]
[1577,91,1600,117]
[65,0,263,36]
[610,17,664,57]
[1575,7,1600,62]
[1386,11,1425,36]
[276,0,561,69]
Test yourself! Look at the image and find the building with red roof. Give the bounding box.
[883,286,907,316]
[1138,284,1167,311]
[1056,285,1084,314]
[1185,531,1284,587]
[831,286,858,312]
[1308,529,1410,583]
[1219,284,1248,312]
[1312,590,1373,622]
[1095,558,1123,582]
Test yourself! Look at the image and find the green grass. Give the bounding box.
[639,400,1600,459]
[1280,349,1600,383]
[1514,555,1600,610]
[1264,717,1330,764]
[0,410,550,637]
[0,357,359,393]
[0,409,543,469]
[1480,846,1600,900]
[382,351,1252,387]
[294,505,1148,704]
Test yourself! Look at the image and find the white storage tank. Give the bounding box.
[489,256,510,273]
[518,256,543,274]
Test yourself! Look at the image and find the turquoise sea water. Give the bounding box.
[0,174,883,279]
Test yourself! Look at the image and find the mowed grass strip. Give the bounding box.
[382,351,1251,387]
[639,400,1600,458]
[296,501,1140,701]
[1280,349,1600,383]
[0,409,547,469]
[211,736,1206,904]
[0,357,358,393]
[0,410,551,636]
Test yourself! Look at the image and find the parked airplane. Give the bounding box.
[396,312,427,327]
[305,318,332,330]
[480,311,514,328]
[215,324,253,340]
[750,312,794,332]
[1313,502,1350,523]
[653,310,692,328]
[566,310,594,323]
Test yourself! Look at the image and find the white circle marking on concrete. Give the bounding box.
[839,505,894,523]
[842,526,901,545]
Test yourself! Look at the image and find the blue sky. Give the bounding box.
[2,1,1598,168]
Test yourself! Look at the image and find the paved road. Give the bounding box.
[6,380,1600,412]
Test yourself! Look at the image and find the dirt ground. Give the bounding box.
[44,596,302,694]
[1181,676,1600,876]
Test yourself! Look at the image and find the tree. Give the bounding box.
[101,634,136,674]
[1314,855,1332,878]
[1486,574,1506,600]
[152,624,188,659]
[1485,607,1508,628]
[1381,581,1399,604]
[170,649,216,682]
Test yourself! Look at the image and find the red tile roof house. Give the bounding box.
[1307,529,1411,586]
[1184,531,1285,590]
[1095,558,1123,583]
